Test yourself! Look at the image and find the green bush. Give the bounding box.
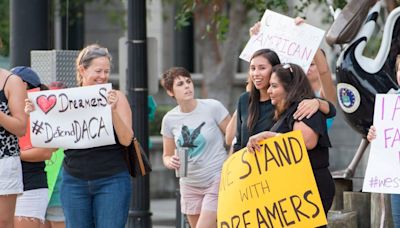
[149,105,174,136]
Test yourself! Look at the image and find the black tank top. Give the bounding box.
[0,74,20,159]
[63,134,128,180]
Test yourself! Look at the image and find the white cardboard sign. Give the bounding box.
[363,94,400,193]
[239,10,325,72]
[28,84,115,149]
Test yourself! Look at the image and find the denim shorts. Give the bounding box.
[0,156,23,195]
[45,206,65,222]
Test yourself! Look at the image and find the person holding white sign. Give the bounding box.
[58,44,132,228]
[247,63,336,219]
[250,18,337,128]
[0,66,28,228]
[160,67,230,228]
[367,54,400,227]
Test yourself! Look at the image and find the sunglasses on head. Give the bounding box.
[282,63,294,80]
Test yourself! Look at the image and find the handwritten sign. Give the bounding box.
[239,10,325,72]
[28,84,115,149]
[363,94,400,193]
[218,131,327,228]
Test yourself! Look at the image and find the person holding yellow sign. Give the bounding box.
[247,63,335,217]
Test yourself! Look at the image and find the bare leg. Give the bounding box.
[0,195,17,228]
[332,138,369,179]
[186,214,200,228]
[196,210,217,228]
[40,220,52,228]
[50,221,66,228]
[14,217,42,228]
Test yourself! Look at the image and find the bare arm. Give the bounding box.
[293,98,336,120]
[109,90,133,146]
[293,121,319,150]
[314,49,337,105]
[218,114,231,136]
[162,136,180,170]
[0,75,28,137]
[225,111,237,145]
[20,147,57,162]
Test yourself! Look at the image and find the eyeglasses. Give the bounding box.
[78,46,110,65]
[282,63,294,80]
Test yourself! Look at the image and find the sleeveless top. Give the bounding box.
[63,133,128,180]
[0,74,20,159]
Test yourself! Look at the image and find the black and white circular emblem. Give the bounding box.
[337,83,361,113]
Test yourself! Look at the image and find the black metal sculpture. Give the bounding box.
[330,0,400,178]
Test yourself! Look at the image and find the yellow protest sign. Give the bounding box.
[218,130,327,228]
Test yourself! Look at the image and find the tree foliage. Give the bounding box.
[168,0,352,108]
[0,0,124,57]
[174,0,349,40]
[0,0,9,56]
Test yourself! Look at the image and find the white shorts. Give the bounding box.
[15,188,49,221]
[180,175,221,215]
[0,156,23,195]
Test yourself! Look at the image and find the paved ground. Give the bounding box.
[151,198,176,228]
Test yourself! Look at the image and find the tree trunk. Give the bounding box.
[194,1,248,111]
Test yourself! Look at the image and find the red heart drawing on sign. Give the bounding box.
[36,95,57,114]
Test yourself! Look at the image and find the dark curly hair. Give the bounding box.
[161,67,192,93]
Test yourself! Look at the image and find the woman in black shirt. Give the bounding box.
[234,49,335,152]
[247,63,335,217]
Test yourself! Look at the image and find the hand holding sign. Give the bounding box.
[218,131,327,227]
[107,89,119,110]
[246,131,278,153]
[363,94,400,194]
[28,84,115,149]
[240,10,325,72]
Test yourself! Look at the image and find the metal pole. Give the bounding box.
[127,0,151,227]
[173,11,194,71]
[10,0,50,67]
[61,0,84,50]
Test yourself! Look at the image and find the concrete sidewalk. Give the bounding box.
[151,198,176,228]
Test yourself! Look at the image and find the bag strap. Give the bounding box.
[133,138,146,175]
[269,103,298,132]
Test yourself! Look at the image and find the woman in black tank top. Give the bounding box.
[0,68,28,228]
[63,44,133,228]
